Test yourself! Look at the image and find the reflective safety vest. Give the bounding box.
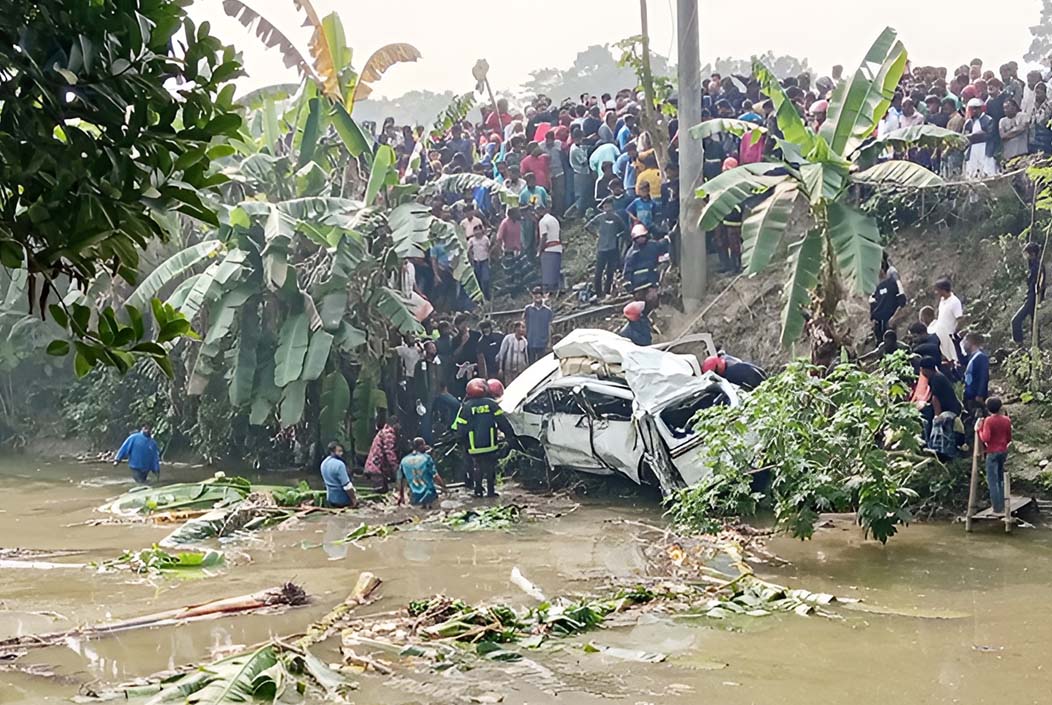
[452,397,504,455]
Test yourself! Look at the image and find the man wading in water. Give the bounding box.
[113,424,160,483]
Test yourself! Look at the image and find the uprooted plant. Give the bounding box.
[666,353,942,544]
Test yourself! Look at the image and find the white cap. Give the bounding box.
[967,98,984,108]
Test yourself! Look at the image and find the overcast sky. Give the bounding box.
[193,0,1043,99]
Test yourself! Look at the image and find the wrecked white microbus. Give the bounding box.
[500,329,741,495]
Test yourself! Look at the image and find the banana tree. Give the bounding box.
[124,83,512,460]
[690,28,965,361]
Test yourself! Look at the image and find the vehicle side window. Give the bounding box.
[522,390,553,415]
[582,389,632,421]
[550,389,585,415]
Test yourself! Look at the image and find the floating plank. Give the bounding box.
[972,495,1035,520]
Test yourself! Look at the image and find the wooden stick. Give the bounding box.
[965,426,980,532]
[1004,468,1013,535]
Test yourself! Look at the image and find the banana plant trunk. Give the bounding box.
[809,231,846,369]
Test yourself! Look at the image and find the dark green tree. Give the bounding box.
[1027,0,1052,63]
[0,0,243,372]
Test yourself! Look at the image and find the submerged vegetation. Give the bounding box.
[667,352,940,544]
[93,545,224,575]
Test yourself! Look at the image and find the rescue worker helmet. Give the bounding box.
[465,378,488,398]
[623,301,646,322]
[702,355,727,375]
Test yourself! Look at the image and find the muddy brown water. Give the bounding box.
[1,457,1051,704]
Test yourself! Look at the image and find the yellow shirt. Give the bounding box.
[637,168,662,197]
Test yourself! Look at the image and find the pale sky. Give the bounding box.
[193,0,1043,99]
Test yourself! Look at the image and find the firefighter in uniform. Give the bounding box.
[452,378,513,497]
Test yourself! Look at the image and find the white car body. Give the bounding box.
[500,329,740,494]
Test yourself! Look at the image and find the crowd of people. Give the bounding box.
[354,51,1052,513]
[861,242,1043,514]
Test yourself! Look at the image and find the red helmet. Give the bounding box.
[702,355,727,376]
[623,301,646,322]
[486,378,505,399]
[721,157,739,171]
[466,378,488,398]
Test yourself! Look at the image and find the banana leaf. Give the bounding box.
[98,474,253,517]
[125,241,222,310]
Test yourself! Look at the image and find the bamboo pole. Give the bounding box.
[965,426,980,532]
[1004,469,1013,534]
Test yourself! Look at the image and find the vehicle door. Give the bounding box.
[542,386,608,473]
[579,384,644,483]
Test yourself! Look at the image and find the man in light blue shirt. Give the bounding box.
[398,437,445,509]
[614,143,639,198]
[114,425,160,483]
[588,142,620,176]
[617,115,636,150]
[320,442,357,508]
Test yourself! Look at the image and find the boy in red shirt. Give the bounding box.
[978,396,1012,515]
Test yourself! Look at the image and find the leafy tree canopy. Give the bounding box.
[1026,0,1052,63]
[0,0,243,373]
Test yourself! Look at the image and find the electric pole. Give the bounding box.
[677,0,706,310]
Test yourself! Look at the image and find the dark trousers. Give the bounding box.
[527,346,547,364]
[872,318,890,345]
[470,452,499,496]
[594,249,620,295]
[1012,297,1036,344]
[573,172,595,216]
[551,173,566,217]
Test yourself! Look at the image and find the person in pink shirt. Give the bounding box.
[519,144,551,190]
[485,98,514,133]
[497,207,524,258]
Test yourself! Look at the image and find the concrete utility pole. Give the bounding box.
[677,0,707,311]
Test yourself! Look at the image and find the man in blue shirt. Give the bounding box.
[614,143,638,198]
[626,180,657,230]
[113,425,160,483]
[617,115,637,150]
[398,437,446,509]
[320,442,357,508]
[963,332,990,414]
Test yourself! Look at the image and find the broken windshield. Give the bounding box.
[659,386,732,439]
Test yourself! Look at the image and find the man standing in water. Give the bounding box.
[113,424,160,483]
[320,441,357,509]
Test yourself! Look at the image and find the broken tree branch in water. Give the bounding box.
[72,573,383,704]
[0,583,308,656]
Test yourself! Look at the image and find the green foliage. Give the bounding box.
[0,0,241,368]
[429,93,477,142]
[81,641,348,704]
[666,354,933,544]
[271,480,326,507]
[614,36,677,115]
[1003,348,1052,402]
[442,504,523,531]
[62,363,178,450]
[94,545,224,575]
